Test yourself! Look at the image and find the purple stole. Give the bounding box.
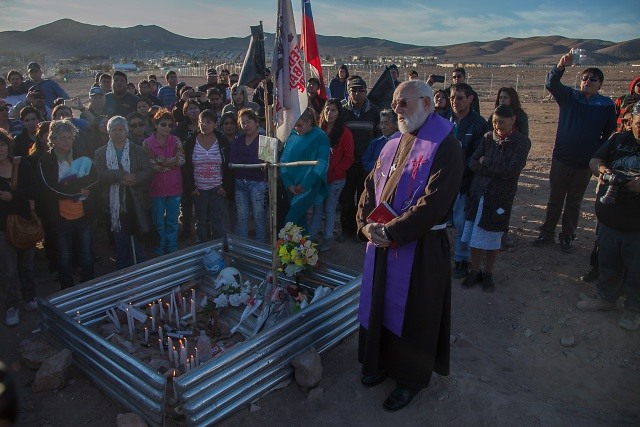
[359,113,453,337]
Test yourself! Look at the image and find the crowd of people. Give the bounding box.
[0,53,639,411]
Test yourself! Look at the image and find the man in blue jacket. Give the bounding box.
[24,62,69,108]
[533,52,617,253]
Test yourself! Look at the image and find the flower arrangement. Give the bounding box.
[276,223,319,277]
[208,268,256,308]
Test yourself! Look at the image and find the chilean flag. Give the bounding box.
[300,0,327,100]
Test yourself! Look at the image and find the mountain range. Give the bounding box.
[1,19,638,65]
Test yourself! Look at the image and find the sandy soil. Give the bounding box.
[1,68,639,426]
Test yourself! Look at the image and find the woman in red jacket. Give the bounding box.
[308,99,354,251]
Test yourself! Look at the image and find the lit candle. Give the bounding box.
[165,303,170,321]
[151,302,156,320]
[76,311,81,324]
[180,344,187,366]
[158,326,163,342]
[126,306,134,338]
[184,338,188,354]
[190,355,195,370]
[191,288,196,304]
[190,298,196,321]
[158,299,164,319]
[144,327,148,343]
[172,371,177,400]
[182,297,187,315]
[195,347,199,366]
[159,338,164,355]
[151,316,156,331]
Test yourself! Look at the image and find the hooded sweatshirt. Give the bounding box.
[221,84,260,116]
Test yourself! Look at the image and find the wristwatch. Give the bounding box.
[380,226,390,240]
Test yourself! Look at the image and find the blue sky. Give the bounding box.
[0,0,638,46]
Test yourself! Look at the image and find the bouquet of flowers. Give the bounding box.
[275,223,319,277]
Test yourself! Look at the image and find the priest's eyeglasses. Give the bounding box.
[391,97,424,110]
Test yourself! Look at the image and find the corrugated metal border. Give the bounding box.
[39,236,362,426]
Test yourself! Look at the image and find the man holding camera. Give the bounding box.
[577,103,640,330]
[533,52,617,253]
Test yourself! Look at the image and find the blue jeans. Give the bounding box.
[453,193,470,262]
[235,179,268,243]
[596,223,640,313]
[56,216,94,289]
[152,195,181,256]
[308,179,345,240]
[0,231,36,308]
[113,213,146,269]
[194,188,226,243]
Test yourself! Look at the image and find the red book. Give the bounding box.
[366,202,398,224]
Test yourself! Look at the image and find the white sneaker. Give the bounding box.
[5,307,19,326]
[25,299,38,311]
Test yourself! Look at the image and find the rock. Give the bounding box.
[307,386,324,400]
[292,348,322,389]
[557,317,567,325]
[585,330,601,340]
[480,376,492,383]
[116,413,148,427]
[250,403,262,412]
[111,335,137,354]
[560,337,576,347]
[523,329,533,337]
[32,349,73,392]
[99,323,121,338]
[18,338,58,369]
[148,359,171,373]
[506,347,520,357]
[542,325,554,333]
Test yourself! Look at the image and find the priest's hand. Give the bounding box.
[362,223,391,248]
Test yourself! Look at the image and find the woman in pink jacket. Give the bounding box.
[143,109,185,255]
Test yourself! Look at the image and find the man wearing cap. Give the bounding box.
[104,71,139,117]
[24,62,69,109]
[357,80,464,411]
[9,87,51,121]
[80,87,107,123]
[197,69,226,99]
[339,76,380,241]
[533,51,617,253]
[576,103,640,330]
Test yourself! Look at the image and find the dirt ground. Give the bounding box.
[1,68,639,426]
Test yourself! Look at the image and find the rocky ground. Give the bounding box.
[1,69,639,426]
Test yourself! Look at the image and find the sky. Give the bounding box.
[0,0,638,46]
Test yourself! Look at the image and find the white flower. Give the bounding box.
[213,294,229,308]
[308,253,318,266]
[228,294,243,307]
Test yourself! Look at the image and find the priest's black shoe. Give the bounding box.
[382,385,420,412]
[361,373,387,388]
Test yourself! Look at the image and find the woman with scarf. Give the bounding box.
[143,109,185,256]
[38,120,99,289]
[460,105,531,292]
[280,108,329,233]
[95,116,152,269]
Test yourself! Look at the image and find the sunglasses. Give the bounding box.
[129,122,145,128]
[391,97,424,110]
[581,76,599,82]
[157,122,174,128]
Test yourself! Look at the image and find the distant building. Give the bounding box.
[113,63,138,72]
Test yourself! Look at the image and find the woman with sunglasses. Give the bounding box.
[126,112,148,145]
[143,109,185,255]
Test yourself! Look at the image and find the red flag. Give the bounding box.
[301,0,327,100]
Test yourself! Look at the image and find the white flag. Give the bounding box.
[272,0,307,142]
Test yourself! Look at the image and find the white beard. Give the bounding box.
[399,107,429,134]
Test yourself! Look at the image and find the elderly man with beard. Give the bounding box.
[356,80,464,411]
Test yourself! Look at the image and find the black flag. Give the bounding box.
[367,66,395,110]
[238,23,266,89]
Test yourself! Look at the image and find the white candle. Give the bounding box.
[184,338,188,354]
[172,372,177,399]
[151,316,155,331]
[182,297,187,315]
[180,345,187,366]
[159,338,164,355]
[165,303,170,321]
[195,347,199,366]
[175,303,180,327]
[158,299,164,319]
[158,326,163,342]
[173,350,179,368]
[76,311,81,324]
[167,337,173,360]
[190,355,195,369]
[126,307,134,338]
[190,298,196,321]
[151,302,156,320]
[144,327,148,343]
[191,288,196,305]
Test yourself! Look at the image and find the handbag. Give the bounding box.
[5,157,44,248]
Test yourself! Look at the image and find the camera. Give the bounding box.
[433,75,445,83]
[599,170,638,204]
